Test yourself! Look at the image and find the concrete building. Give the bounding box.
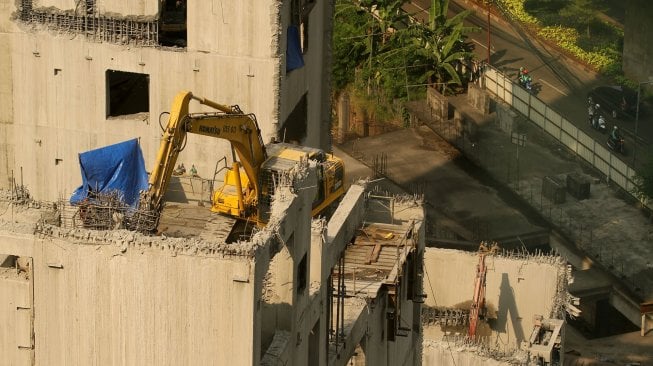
[0,0,333,201]
[0,171,428,365]
[421,248,570,365]
[0,1,574,365]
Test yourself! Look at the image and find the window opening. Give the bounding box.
[297,254,307,294]
[160,0,187,47]
[106,70,150,117]
[279,93,307,143]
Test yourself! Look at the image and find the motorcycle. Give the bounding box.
[607,136,625,154]
[518,75,533,94]
[590,114,606,132]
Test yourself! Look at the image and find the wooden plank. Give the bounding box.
[641,301,653,314]
[354,239,403,247]
[371,243,382,262]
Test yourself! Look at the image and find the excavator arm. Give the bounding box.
[141,91,266,218]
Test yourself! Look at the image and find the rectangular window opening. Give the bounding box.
[159,0,187,47]
[297,254,307,295]
[106,70,150,118]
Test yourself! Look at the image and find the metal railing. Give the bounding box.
[483,66,650,209]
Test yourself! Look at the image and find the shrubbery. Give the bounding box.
[495,0,621,73]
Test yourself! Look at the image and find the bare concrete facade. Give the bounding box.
[0,164,426,366]
[421,248,571,365]
[0,0,333,201]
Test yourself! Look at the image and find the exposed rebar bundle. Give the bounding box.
[57,190,159,233]
[421,306,471,328]
[19,2,159,47]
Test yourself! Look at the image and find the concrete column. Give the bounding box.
[496,102,518,133]
[310,225,324,290]
[336,93,349,144]
[642,313,652,337]
[467,83,490,115]
[643,314,647,337]
[426,87,448,122]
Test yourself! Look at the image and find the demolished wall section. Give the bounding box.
[27,0,158,18]
[423,248,569,355]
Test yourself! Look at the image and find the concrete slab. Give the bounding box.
[339,126,548,248]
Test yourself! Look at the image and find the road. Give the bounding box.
[404,0,652,167]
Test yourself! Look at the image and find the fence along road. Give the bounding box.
[482,66,649,210]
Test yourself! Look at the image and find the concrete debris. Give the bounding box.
[423,338,530,365]
[0,198,260,258]
[261,330,290,366]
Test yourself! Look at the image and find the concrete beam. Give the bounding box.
[610,286,646,328]
[324,184,366,282]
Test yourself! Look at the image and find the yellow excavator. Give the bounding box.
[138,91,345,229]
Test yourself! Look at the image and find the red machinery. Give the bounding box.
[468,241,498,339]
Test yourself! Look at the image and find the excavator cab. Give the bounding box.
[256,143,345,223]
[211,167,254,218]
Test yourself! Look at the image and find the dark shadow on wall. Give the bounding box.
[260,302,292,357]
[279,93,307,144]
[492,273,526,344]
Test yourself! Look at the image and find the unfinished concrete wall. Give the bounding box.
[8,33,278,200]
[0,267,32,366]
[255,163,328,365]
[427,86,448,122]
[98,0,158,16]
[191,1,278,58]
[423,248,566,352]
[423,340,516,366]
[322,193,426,366]
[0,0,14,190]
[0,230,260,366]
[2,0,332,201]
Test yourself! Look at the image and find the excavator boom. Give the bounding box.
[140,90,346,232]
[142,91,266,217]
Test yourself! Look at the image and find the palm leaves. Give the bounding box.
[332,0,477,100]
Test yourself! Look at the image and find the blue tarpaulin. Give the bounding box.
[286,25,304,72]
[70,139,148,207]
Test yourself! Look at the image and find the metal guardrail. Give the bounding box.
[482,66,650,210]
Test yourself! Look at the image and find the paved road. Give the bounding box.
[404,0,653,167]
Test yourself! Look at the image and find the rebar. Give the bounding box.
[56,190,159,233]
[23,6,159,47]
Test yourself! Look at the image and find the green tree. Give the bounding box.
[332,3,371,91]
[332,0,475,109]
[398,0,476,94]
[632,151,653,203]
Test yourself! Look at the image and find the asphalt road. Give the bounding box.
[404,0,652,168]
